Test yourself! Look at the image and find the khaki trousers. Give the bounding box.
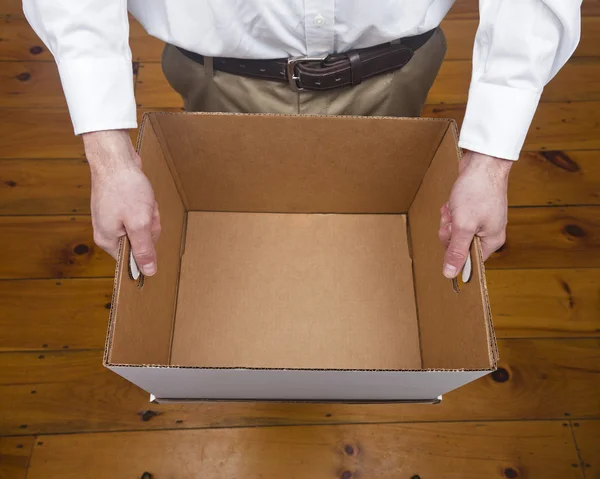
[161,28,446,117]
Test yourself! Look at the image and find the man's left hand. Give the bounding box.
[439,150,512,279]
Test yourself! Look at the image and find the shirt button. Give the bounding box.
[314,14,325,26]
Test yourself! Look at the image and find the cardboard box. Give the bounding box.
[104,112,498,403]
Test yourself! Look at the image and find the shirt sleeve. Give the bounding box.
[23,0,137,135]
[458,0,582,160]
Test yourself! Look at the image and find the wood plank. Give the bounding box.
[0,109,82,159]
[441,17,600,60]
[0,436,34,479]
[0,108,160,159]
[572,420,600,474]
[0,62,137,108]
[488,206,600,270]
[26,421,582,479]
[488,269,600,338]
[135,62,182,109]
[0,1,22,15]
[423,101,600,151]
[1,151,597,216]
[0,278,112,351]
[1,339,598,435]
[129,19,165,62]
[0,159,90,215]
[0,14,51,61]
[0,216,113,279]
[428,58,600,104]
[0,62,64,107]
[508,151,600,207]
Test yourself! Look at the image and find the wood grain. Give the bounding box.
[572,420,600,475]
[0,159,91,215]
[0,61,64,107]
[135,62,182,108]
[0,1,22,15]
[0,278,112,351]
[0,216,113,279]
[0,339,598,435]
[423,101,600,152]
[0,61,137,108]
[0,109,82,159]
[488,269,600,338]
[488,207,600,270]
[0,436,34,479]
[129,19,165,62]
[508,151,600,207]
[0,14,50,61]
[1,151,597,216]
[25,421,582,479]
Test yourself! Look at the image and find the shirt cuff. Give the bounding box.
[458,82,542,161]
[57,58,137,135]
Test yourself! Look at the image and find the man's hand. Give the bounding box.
[83,130,161,276]
[439,150,511,279]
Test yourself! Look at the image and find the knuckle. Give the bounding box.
[454,219,477,233]
[133,249,154,262]
[127,217,152,233]
[93,232,109,248]
[447,249,467,261]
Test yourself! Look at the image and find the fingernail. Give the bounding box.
[142,262,157,276]
[443,263,457,279]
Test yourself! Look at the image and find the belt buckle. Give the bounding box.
[287,55,327,92]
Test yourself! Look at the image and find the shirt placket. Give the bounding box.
[303,0,335,55]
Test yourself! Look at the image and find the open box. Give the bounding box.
[104,112,498,403]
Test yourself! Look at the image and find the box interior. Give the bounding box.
[106,113,496,373]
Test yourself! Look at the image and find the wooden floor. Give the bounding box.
[1,0,599,477]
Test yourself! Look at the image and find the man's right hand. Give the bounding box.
[83,130,161,276]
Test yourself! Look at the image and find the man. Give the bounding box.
[24,1,581,279]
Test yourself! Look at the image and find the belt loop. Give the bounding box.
[347,51,363,86]
[204,56,214,77]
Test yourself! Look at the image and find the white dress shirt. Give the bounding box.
[24,0,581,160]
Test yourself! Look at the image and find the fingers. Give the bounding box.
[481,232,506,261]
[443,220,476,279]
[94,231,120,260]
[126,215,158,276]
[151,202,161,245]
[438,203,452,246]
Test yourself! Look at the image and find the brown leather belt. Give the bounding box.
[176,29,436,92]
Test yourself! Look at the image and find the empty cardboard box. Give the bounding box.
[104,112,498,403]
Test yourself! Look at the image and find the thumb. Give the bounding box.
[443,224,475,279]
[126,220,157,276]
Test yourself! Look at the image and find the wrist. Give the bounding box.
[462,149,513,180]
[83,130,136,174]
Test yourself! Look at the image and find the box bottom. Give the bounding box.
[170,212,422,370]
